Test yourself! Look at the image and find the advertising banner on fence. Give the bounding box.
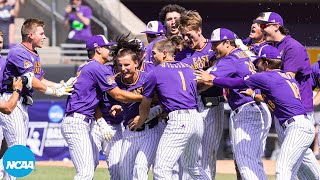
[27,100,70,161]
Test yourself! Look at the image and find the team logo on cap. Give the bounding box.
[148,23,153,28]
[93,43,98,48]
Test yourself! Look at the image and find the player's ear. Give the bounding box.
[162,50,167,59]
[95,47,102,54]
[198,27,202,37]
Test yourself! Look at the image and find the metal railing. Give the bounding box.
[33,0,108,46]
[60,43,88,62]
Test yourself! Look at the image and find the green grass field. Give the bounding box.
[18,166,276,180]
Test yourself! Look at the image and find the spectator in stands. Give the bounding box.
[0,0,23,49]
[158,4,186,38]
[64,0,92,44]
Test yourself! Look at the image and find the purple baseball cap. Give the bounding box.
[208,28,238,43]
[253,45,282,61]
[141,21,166,35]
[256,12,283,26]
[86,35,116,51]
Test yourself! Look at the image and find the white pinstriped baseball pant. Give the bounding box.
[276,115,317,180]
[90,121,123,180]
[178,96,225,180]
[119,121,165,180]
[274,112,320,180]
[153,109,210,180]
[229,101,271,180]
[199,102,225,179]
[0,93,29,180]
[61,113,95,180]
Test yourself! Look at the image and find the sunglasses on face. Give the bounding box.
[259,23,272,29]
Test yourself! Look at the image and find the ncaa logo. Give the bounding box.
[48,105,64,123]
[3,145,35,177]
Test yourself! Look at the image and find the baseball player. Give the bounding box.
[196,45,320,179]
[242,13,270,55]
[256,12,320,179]
[129,39,210,179]
[311,60,320,158]
[61,35,144,179]
[90,64,123,180]
[140,20,166,73]
[0,18,74,180]
[112,45,163,180]
[158,4,186,38]
[197,28,271,180]
[176,10,225,179]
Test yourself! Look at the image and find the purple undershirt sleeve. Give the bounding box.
[213,77,248,89]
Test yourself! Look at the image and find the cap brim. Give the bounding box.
[207,39,222,43]
[253,19,271,24]
[105,42,117,46]
[141,31,163,34]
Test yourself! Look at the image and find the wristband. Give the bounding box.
[13,89,21,96]
[44,87,55,95]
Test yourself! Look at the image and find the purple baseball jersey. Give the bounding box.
[274,35,313,112]
[1,44,45,97]
[143,61,197,113]
[244,70,306,123]
[175,41,223,97]
[311,60,320,90]
[65,60,117,120]
[210,48,255,110]
[65,5,92,41]
[99,64,122,125]
[139,58,155,73]
[116,71,147,126]
[0,56,6,89]
[145,36,166,64]
[243,37,270,55]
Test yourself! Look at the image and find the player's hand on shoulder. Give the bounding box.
[128,115,144,131]
[240,88,254,97]
[194,69,215,84]
[110,105,123,117]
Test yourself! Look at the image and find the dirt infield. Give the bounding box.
[36,160,277,175]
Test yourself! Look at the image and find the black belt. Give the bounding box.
[201,96,225,107]
[281,115,308,129]
[66,113,92,123]
[128,117,159,132]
